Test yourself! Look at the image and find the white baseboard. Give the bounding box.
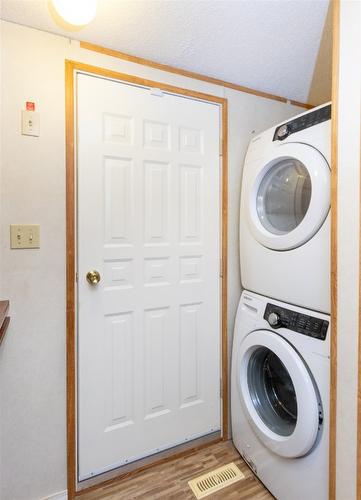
[40,490,67,500]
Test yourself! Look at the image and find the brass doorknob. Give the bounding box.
[86,270,101,285]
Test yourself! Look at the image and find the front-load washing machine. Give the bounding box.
[231,290,329,500]
[240,103,331,313]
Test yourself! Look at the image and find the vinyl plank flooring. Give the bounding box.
[80,440,273,500]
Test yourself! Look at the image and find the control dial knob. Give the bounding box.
[268,312,281,328]
[277,124,289,140]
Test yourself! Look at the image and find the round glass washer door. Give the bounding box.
[237,329,320,458]
[247,143,330,251]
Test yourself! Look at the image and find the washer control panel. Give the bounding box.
[264,303,329,340]
[273,103,331,141]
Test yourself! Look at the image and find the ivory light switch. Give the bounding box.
[10,225,40,249]
[21,110,40,136]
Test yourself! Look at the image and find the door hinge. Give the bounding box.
[220,259,223,278]
[220,379,223,399]
[75,272,78,282]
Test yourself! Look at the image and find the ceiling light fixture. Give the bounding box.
[51,0,97,27]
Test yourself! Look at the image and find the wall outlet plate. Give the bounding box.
[10,224,40,249]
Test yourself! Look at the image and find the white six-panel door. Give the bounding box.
[77,73,221,480]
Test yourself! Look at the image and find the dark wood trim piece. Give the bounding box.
[66,60,229,496]
[79,41,314,110]
[329,0,340,498]
[0,300,9,328]
[0,317,10,346]
[0,300,10,346]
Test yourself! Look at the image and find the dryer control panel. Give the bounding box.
[264,303,329,340]
[273,103,331,141]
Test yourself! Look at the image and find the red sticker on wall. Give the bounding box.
[26,102,35,111]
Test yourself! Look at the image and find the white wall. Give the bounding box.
[334,2,361,499]
[0,21,303,500]
[307,1,332,106]
[224,87,304,371]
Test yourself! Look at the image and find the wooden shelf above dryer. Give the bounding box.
[0,300,10,346]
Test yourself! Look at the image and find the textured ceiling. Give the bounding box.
[1,0,331,104]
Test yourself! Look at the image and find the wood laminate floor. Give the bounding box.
[80,440,273,500]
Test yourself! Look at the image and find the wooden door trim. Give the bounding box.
[329,0,339,498]
[358,1,361,497]
[65,60,229,498]
[79,41,313,110]
[66,59,77,500]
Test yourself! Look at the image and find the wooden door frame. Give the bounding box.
[329,1,338,498]
[65,60,228,498]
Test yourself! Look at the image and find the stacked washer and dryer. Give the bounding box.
[231,104,331,500]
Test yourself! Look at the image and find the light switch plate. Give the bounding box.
[10,225,40,249]
[21,110,40,136]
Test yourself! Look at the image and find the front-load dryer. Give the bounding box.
[240,103,331,313]
[231,290,330,500]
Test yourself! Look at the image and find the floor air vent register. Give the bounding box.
[188,462,245,499]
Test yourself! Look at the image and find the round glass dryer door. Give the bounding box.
[257,159,311,236]
[247,143,330,251]
[237,330,321,458]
